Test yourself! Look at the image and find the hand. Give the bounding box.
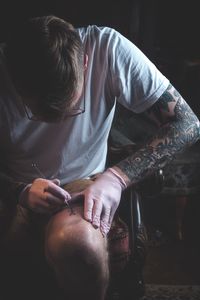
[19,178,71,214]
[80,168,127,236]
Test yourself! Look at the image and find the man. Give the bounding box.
[0,15,199,300]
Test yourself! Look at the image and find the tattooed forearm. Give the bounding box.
[116,84,200,184]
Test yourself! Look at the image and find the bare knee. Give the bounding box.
[46,221,106,262]
[45,220,109,298]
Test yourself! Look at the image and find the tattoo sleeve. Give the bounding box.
[115,84,200,185]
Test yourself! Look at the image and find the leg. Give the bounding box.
[1,205,40,253]
[0,204,48,300]
[44,206,109,300]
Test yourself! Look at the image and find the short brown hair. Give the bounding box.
[5,15,84,121]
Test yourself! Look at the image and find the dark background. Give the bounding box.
[0,0,200,56]
[1,0,200,116]
[0,0,200,288]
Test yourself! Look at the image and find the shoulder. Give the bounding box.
[77,25,122,46]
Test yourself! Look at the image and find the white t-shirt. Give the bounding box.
[0,26,169,185]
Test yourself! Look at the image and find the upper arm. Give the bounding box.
[144,83,187,127]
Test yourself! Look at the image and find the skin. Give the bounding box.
[4,186,108,300]
[114,83,200,184]
[44,205,108,300]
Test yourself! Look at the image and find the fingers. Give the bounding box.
[51,178,60,186]
[44,192,66,207]
[108,207,116,227]
[84,193,93,222]
[92,199,103,228]
[89,199,112,236]
[29,178,72,214]
[36,191,68,215]
[100,207,112,237]
[45,180,71,202]
[84,197,103,229]
[84,192,111,235]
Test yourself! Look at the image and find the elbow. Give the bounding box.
[174,114,200,148]
[188,116,200,144]
[195,119,200,140]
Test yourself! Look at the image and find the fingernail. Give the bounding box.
[64,193,71,200]
[92,219,100,228]
[92,223,99,229]
[86,218,92,223]
[85,214,92,222]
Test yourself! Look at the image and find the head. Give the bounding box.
[5,15,85,122]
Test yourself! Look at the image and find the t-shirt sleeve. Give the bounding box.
[108,29,170,113]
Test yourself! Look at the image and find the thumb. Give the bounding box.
[51,178,61,186]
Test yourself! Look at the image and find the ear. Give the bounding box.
[84,54,88,70]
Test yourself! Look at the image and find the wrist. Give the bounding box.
[107,167,129,190]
